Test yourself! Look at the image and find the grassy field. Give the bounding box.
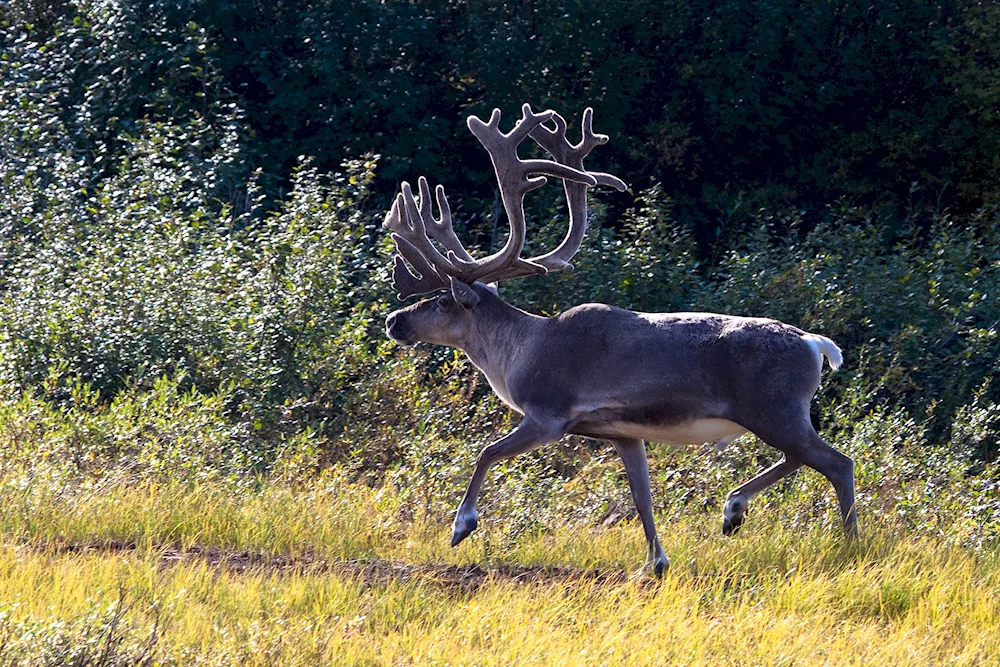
[0,476,998,665]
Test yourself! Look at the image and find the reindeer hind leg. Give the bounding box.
[737,414,857,539]
[722,457,802,535]
[796,432,858,539]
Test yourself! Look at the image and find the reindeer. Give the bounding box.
[384,104,857,575]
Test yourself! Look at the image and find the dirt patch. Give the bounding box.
[22,540,654,592]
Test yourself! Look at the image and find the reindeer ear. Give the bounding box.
[449,277,480,310]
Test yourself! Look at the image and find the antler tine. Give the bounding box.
[578,108,628,191]
[466,104,598,192]
[390,237,450,298]
[578,107,608,153]
[529,108,625,190]
[529,107,604,167]
[396,182,468,276]
[461,103,598,284]
[383,197,450,298]
[416,176,475,262]
[529,110,572,162]
[508,103,556,146]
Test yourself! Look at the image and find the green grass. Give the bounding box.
[0,475,998,665]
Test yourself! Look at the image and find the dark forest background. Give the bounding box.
[7,1,1000,240]
[1,0,999,535]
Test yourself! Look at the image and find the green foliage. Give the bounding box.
[1,0,244,199]
[0,108,387,413]
[7,0,1000,244]
[708,209,1000,435]
[196,0,1000,221]
[3,7,1000,661]
[502,184,699,313]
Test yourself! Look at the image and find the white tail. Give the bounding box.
[803,333,843,371]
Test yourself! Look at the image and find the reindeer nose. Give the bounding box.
[385,312,410,343]
[385,312,400,336]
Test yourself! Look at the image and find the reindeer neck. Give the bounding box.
[459,293,544,378]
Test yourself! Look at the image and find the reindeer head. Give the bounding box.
[385,278,486,347]
[384,104,625,349]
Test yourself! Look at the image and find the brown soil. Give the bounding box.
[26,539,654,592]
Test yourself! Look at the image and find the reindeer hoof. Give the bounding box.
[450,511,478,547]
[722,495,749,536]
[722,516,743,536]
[652,555,669,577]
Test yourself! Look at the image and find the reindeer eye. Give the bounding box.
[437,295,453,310]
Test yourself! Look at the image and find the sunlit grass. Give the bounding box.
[0,534,997,665]
[0,475,998,664]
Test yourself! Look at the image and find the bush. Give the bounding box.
[0,590,160,666]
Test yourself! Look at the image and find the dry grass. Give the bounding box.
[0,477,998,665]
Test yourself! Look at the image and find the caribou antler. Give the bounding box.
[385,104,624,299]
[486,108,627,282]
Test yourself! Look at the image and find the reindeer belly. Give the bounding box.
[572,413,747,445]
[607,418,747,445]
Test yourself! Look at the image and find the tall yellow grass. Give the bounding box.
[0,478,997,664]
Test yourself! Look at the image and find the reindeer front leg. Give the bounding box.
[451,416,566,546]
[609,438,669,576]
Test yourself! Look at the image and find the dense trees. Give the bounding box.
[191,1,1000,224]
[6,1,1000,238]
